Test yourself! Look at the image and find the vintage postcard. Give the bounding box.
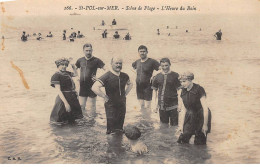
[0,0,259,164]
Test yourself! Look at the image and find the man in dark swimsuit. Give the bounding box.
[92,57,133,134]
[152,58,181,126]
[132,45,160,110]
[75,43,106,117]
[214,29,222,40]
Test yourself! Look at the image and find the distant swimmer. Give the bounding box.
[69,36,74,42]
[101,20,105,26]
[46,31,53,37]
[77,31,85,38]
[112,19,117,25]
[113,31,120,39]
[214,29,222,40]
[123,33,131,40]
[102,29,107,38]
[36,33,42,40]
[157,29,160,35]
[63,33,66,40]
[21,31,28,41]
[71,32,77,38]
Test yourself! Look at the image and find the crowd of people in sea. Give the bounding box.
[49,42,212,154]
[16,18,219,154]
[19,19,222,42]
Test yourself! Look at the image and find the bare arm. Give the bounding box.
[71,64,78,77]
[125,80,133,96]
[177,96,186,133]
[200,96,209,134]
[130,68,137,74]
[102,65,107,71]
[92,81,109,102]
[152,89,158,112]
[54,84,71,112]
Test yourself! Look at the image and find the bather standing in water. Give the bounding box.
[132,45,160,110]
[101,20,105,26]
[50,58,83,124]
[113,31,120,39]
[46,32,53,37]
[92,57,133,134]
[214,29,222,40]
[36,33,42,40]
[112,19,117,25]
[152,58,181,126]
[21,31,28,41]
[123,33,131,40]
[77,31,85,38]
[177,72,211,145]
[75,43,106,117]
[102,29,108,38]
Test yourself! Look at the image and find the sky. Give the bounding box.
[1,0,260,16]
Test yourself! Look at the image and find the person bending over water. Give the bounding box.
[177,72,211,145]
[50,58,83,124]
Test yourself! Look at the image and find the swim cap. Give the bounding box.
[124,125,141,140]
[55,58,70,67]
[178,71,194,81]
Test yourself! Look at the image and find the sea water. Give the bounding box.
[0,14,259,163]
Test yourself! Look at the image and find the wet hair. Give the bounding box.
[160,58,171,65]
[178,71,194,81]
[138,45,148,52]
[83,43,92,50]
[124,125,141,140]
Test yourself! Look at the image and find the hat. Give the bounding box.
[124,125,141,140]
[55,58,70,67]
[178,71,194,81]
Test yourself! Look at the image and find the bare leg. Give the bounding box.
[138,100,145,110]
[79,96,88,117]
[144,100,151,110]
[88,97,97,117]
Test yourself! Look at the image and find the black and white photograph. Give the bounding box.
[0,0,259,164]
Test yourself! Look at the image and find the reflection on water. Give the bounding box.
[0,14,260,163]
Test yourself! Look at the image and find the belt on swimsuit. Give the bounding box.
[62,90,77,93]
[159,105,178,111]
